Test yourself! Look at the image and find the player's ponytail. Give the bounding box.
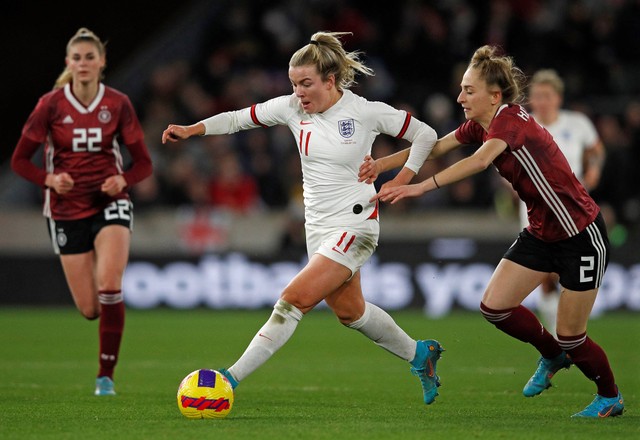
[54,27,107,89]
[468,45,526,104]
[290,31,373,91]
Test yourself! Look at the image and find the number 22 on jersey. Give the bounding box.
[73,127,102,152]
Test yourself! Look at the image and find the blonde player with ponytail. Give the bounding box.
[163,32,444,406]
[364,45,623,418]
[12,28,152,396]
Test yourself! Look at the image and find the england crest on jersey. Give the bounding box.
[338,119,355,138]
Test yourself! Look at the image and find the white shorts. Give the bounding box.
[305,219,379,276]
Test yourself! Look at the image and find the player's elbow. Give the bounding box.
[10,154,28,179]
[471,155,493,172]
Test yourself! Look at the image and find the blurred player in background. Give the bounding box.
[162,31,444,405]
[526,69,605,336]
[362,46,623,418]
[11,28,152,396]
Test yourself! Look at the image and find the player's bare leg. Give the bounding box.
[224,254,350,386]
[60,251,99,319]
[92,225,130,395]
[480,259,567,396]
[326,272,443,404]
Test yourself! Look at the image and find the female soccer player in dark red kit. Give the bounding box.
[361,45,623,418]
[11,27,152,396]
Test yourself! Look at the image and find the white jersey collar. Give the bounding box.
[494,103,509,118]
[64,83,105,114]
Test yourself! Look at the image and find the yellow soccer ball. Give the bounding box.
[177,369,234,419]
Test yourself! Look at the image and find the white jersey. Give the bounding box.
[533,110,598,180]
[201,90,437,227]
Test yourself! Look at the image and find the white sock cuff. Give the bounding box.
[98,292,123,305]
[274,299,303,321]
[346,301,373,330]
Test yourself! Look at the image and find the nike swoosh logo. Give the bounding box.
[300,121,313,125]
[258,333,273,341]
[427,359,435,378]
[598,405,616,417]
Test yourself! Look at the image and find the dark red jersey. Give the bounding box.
[455,104,599,242]
[13,83,151,220]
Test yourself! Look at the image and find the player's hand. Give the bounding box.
[47,172,74,195]
[371,183,425,204]
[162,124,192,144]
[358,155,380,184]
[101,175,127,196]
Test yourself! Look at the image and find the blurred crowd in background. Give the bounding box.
[6,0,640,244]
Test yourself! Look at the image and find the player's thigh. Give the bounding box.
[541,273,560,294]
[325,272,366,324]
[281,253,352,314]
[59,251,99,318]
[94,224,131,290]
[482,258,548,309]
[556,288,598,336]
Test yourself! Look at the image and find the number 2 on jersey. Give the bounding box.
[580,256,595,283]
[72,128,102,152]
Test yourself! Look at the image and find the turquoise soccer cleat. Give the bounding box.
[410,339,444,405]
[572,392,624,418]
[94,376,116,396]
[218,368,239,389]
[523,352,572,397]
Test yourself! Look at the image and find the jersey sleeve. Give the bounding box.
[200,95,297,135]
[575,113,599,150]
[121,139,153,186]
[11,136,47,186]
[454,120,485,145]
[486,110,526,149]
[364,101,437,173]
[20,95,52,143]
[11,95,52,186]
[118,95,145,144]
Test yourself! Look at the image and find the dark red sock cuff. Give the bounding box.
[556,332,587,351]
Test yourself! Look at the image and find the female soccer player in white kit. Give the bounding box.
[162,32,443,405]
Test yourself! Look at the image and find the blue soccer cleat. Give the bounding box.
[523,352,572,397]
[572,392,624,418]
[219,368,239,389]
[94,376,116,396]
[410,339,444,405]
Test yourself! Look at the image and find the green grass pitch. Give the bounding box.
[0,307,637,439]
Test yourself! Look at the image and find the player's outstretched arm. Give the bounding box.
[358,148,410,184]
[426,131,463,160]
[372,137,506,205]
[161,122,205,144]
[358,131,463,184]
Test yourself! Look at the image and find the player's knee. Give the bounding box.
[280,293,314,315]
[479,301,496,323]
[336,314,355,326]
[79,306,100,320]
[332,309,358,326]
[327,301,362,326]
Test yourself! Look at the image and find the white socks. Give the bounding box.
[538,290,560,337]
[227,300,416,384]
[347,302,417,361]
[227,299,303,383]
